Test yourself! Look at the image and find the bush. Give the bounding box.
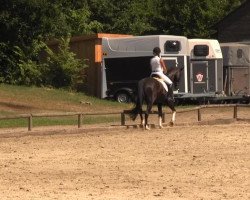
[0,43,22,84]
[0,37,87,91]
[42,37,87,90]
[0,40,45,86]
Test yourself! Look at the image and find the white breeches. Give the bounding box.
[151,72,173,85]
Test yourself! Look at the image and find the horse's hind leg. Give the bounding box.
[157,104,163,129]
[139,109,144,128]
[145,103,153,130]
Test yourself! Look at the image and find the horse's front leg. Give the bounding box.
[169,110,176,127]
[157,104,163,129]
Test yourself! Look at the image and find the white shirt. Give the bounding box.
[150,56,162,72]
[150,55,173,85]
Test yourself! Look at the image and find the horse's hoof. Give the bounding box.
[145,125,151,130]
[159,125,163,129]
[168,121,174,127]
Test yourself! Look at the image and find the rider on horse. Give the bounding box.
[150,47,174,101]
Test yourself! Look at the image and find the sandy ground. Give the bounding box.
[0,121,249,200]
[0,106,249,200]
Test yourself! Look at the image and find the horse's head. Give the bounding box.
[166,67,184,89]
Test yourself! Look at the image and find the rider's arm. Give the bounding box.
[160,58,167,73]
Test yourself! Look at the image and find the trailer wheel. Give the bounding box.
[115,92,131,103]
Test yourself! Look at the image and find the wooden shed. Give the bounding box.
[47,33,133,97]
[215,0,250,43]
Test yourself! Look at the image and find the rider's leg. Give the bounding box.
[162,74,172,85]
[160,74,174,101]
[151,72,174,100]
[151,72,169,92]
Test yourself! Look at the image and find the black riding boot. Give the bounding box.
[167,84,174,102]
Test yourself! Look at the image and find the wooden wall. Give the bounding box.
[46,33,132,98]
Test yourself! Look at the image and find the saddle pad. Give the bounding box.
[153,77,168,92]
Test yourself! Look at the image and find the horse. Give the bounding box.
[129,67,183,130]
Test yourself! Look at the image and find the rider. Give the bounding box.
[150,47,174,101]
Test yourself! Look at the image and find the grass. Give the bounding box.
[0,84,129,112]
[0,118,28,128]
[0,115,121,128]
[0,84,130,128]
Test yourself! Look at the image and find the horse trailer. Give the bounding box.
[101,36,225,103]
[101,35,190,102]
[220,42,250,97]
[175,39,224,103]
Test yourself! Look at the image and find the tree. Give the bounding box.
[0,0,93,86]
[0,0,71,84]
[153,0,244,38]
[87,0,160,35]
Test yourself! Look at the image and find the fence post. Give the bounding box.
[28,115,32,131]
[197,108,201,121]
[78,114,82,128]
[233,105,238,119]
[121,112,125,125]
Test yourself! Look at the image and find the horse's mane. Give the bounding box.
[167,67,183,80]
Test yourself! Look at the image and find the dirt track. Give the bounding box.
[0,121,249,200]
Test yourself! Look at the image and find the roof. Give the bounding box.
[102,35,189,55]
[47,33,133,45]
[220,42,250,47]
[220,42,250,66]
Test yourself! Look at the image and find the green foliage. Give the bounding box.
[67,7,103,35]
[43,37,86,89]
[13,40,46,85]
[0,0,246,89]
[112,0,157,35]
[0,42,18,84]
[86,0,244,37]
[153,0,244,38]
[0,39,47,85]
[87,0,159,35]
[0,0,97,88]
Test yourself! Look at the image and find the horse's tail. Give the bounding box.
[129,80,144,121]
[129,97,141,121]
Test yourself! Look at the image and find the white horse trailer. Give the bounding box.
[101,35,226,103]
[101,35,189,102]
[175,39,224,103]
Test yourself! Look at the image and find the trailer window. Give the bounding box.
[194,45,209,56]
[237,49,243,58]
[164,41,181,52]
